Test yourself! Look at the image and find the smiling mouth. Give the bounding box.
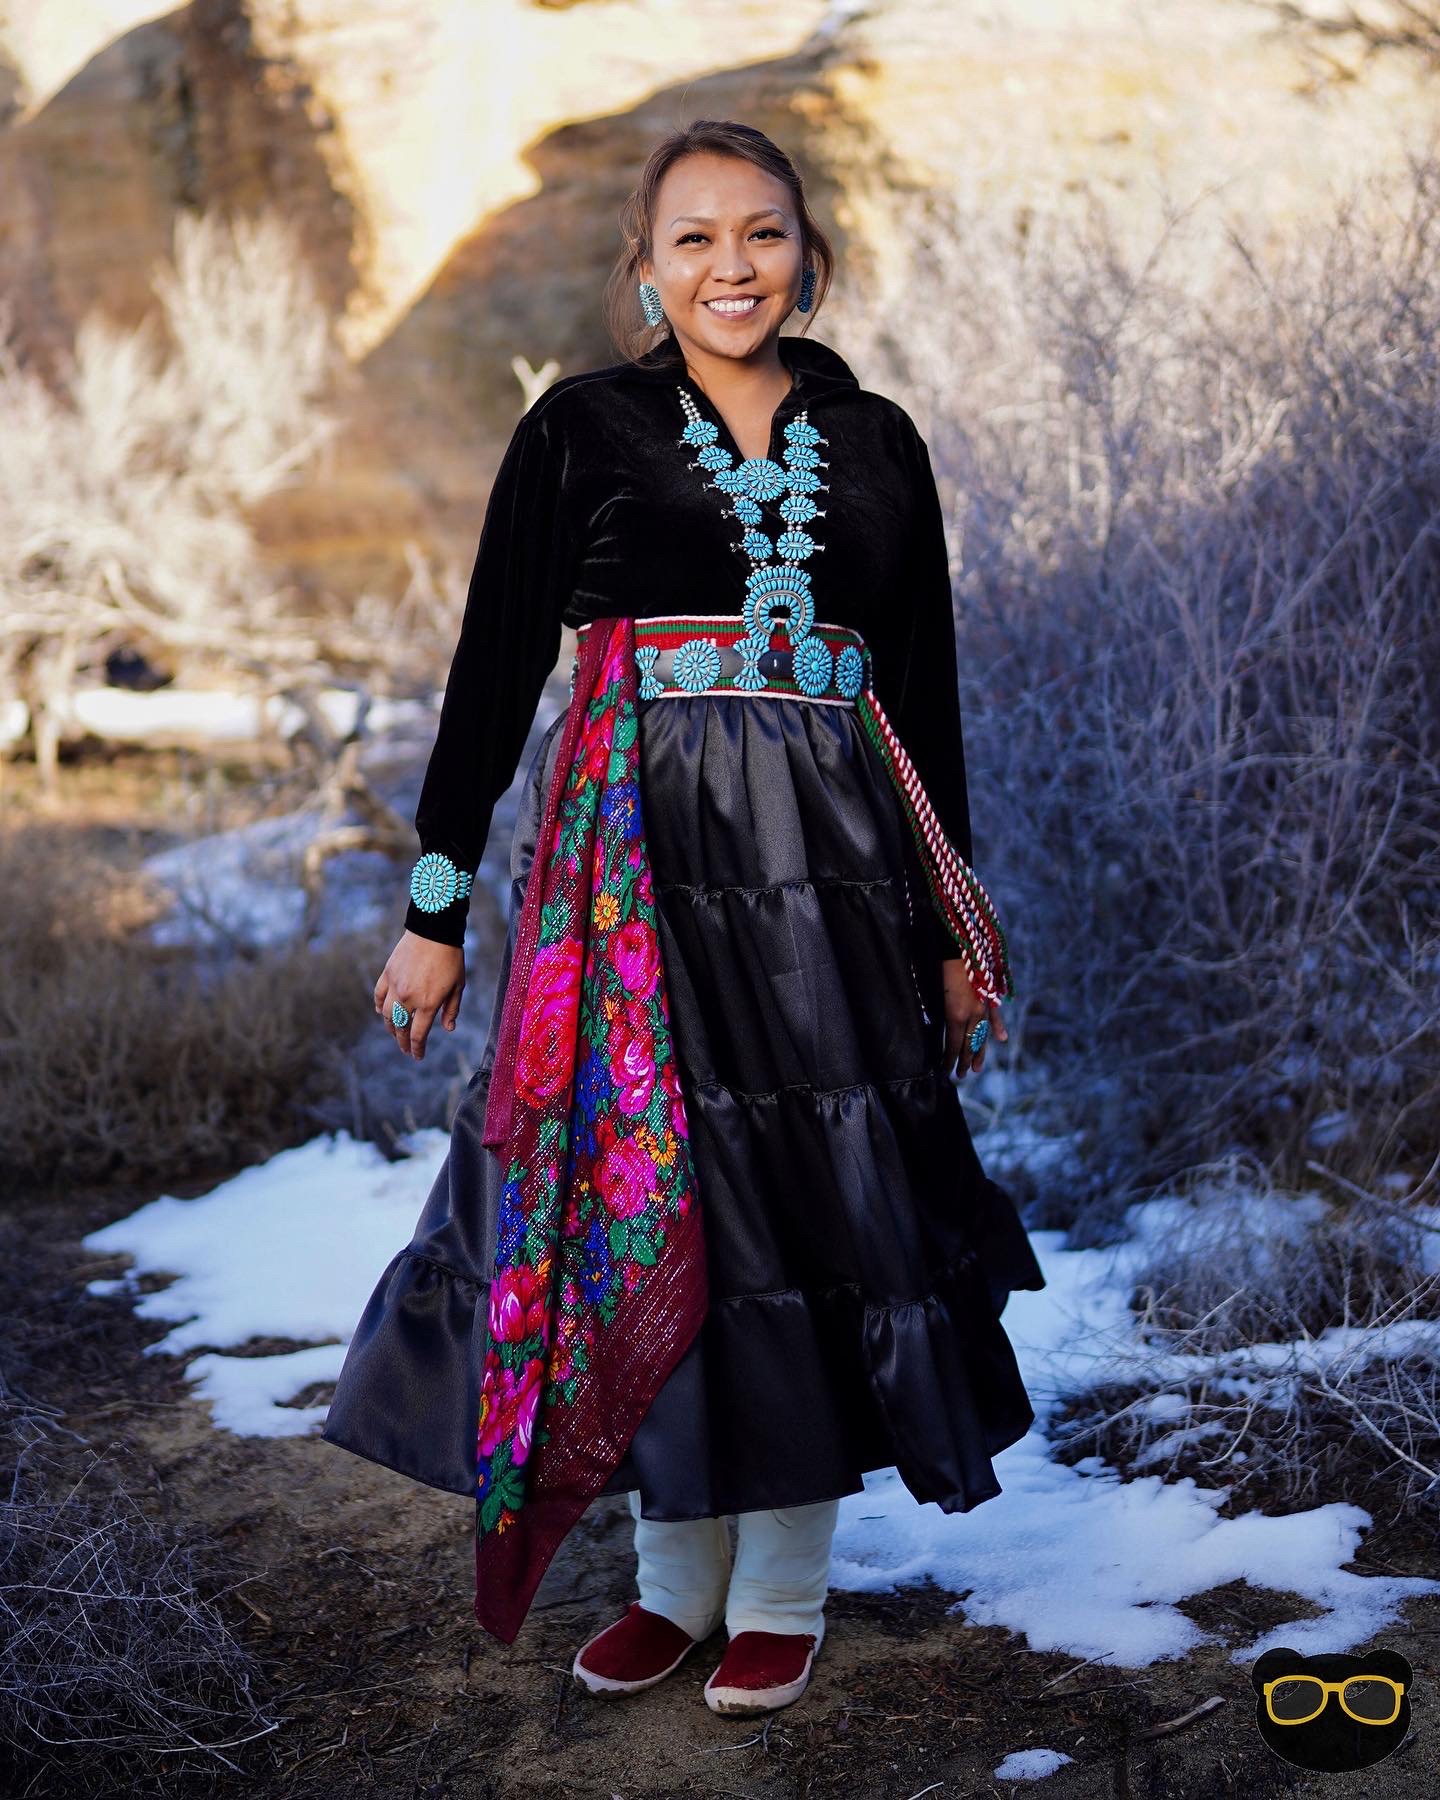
[703,295,763,316]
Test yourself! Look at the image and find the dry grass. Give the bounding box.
[0,1216,278,1800]
[0,822,383,1194]
[0,1382,278,1792]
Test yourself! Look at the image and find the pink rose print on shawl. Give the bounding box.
[477,1355,546,1463]
[594,1136,656,1220]
[511,1358,545,1465]
[661,1057,689,1138]
[608,999,656,1115]
[489,1265,548,1344]
[581,729,612,783]
[476,1353,512,1458]
[613,920,660,1000]
[514,940,583,1108]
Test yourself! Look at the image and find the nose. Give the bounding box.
[709,233,757,283]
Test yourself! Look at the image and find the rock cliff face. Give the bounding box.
[1,0,1433,590]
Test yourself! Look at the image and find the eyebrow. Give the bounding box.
[668,208,786,227]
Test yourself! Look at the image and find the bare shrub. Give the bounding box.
[1127,1165,1440,1354]
[0,824,385,1192]
[0,211,340,794]
[1262,0,1440,80]
[150,211,335,509]
[1052,1159,1440,1520]
[829,158,1440,1202]
[0,1378,277,1791]
[1059,1349,1440,1526]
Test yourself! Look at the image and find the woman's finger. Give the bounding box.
[408,1004,439,1061]
[441,986,463,1032]
[968,1001,1007,1074]
[384,991,415,1053]
[971,1003,997,1073]
[964,1010,989,1077]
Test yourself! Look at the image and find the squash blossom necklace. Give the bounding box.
[670,376,1015,1007]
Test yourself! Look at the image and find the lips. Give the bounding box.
[704,296,762,316]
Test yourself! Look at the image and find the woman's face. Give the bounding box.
[643,152,805,364]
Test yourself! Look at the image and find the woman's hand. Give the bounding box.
[939,958,1008,1080]
[374,931,466,1061]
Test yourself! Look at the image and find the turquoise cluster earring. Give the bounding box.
[638,280,664,327]
[797,265,816,313]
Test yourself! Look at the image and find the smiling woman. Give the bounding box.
[323,116,1043,1714]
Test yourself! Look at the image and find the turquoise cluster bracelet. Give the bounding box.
[409,851,474,913]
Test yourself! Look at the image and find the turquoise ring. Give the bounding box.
[968,1018,990,1055]
[391,1000,411,1029]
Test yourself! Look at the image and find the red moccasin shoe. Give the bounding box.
[703,1627,821,1716]
[572,1601,701,1697]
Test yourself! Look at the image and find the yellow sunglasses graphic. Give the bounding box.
[1262,1674,1406,1727]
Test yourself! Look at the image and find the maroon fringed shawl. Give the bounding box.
[473,615,708,1644]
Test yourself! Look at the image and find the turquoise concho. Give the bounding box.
[834,641,866,699]
[673,636,723,692]
[793,635,833,696]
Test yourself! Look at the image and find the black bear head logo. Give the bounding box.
[1250,1646,1412,1771]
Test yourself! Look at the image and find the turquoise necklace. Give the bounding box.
[668,382,848,697]
[652,376,1017,1006]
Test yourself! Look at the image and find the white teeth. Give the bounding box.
[705,297,760,315]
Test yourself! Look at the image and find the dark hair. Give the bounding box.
[602,118,835,363]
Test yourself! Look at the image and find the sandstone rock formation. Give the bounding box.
[2,0,1435,593]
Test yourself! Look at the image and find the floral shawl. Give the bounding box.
[473,615,708,1644]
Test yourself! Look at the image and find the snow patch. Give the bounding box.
[83,1129,449,1428]
[993,1748,1075,1780]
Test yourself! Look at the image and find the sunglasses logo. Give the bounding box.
[1263,1674,1403,1726]
[1250,1647,1413,1772]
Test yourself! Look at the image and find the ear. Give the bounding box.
[1359,1648,1413,1683]
[1251,1647,1307,1691]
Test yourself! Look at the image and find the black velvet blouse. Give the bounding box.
[404,331,974,968]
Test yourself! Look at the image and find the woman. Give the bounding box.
[322,118,1045,1718]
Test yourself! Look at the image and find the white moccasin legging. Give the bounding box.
[626,1489,840,1643]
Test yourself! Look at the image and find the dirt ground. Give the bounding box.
[3,1181,1433,1800]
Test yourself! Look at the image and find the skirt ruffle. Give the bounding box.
[323,686,1046,1518]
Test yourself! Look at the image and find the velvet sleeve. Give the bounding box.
[404,400,576,946]
[875,420,976,970]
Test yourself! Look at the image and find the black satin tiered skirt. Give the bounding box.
[322,685,1046,1519]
